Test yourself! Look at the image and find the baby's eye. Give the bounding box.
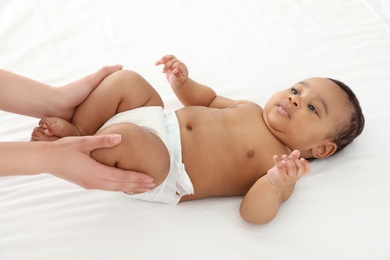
[291,88,298,95]
[308,104,318,114]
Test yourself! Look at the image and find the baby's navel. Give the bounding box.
[186,124,192,131]
[246,149,255,159]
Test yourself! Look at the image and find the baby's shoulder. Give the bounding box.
[229,100,262,111]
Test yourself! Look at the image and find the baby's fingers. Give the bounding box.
[273,155,287,173]
[281,154,296,173]
[300,158,310,175]
[157,58,181,75]
[292,156,307,177]
[280,154,305,178]
[161,58,178,70]
[289,149,301,159]
[289,156,310,180]
[155,55,177,65]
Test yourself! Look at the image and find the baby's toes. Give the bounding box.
[31,127,46,141]
[31,126,60,142]
[39,117,62,137]
[39,117,57,128]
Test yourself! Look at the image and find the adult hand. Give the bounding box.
[0,65,122,120]
[51,65,123,121]
[47,134,154,193]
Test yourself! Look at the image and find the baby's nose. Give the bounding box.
[289,96,300,107]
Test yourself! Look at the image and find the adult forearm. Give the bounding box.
[0,136,156,192]
[240,176,284,224]
[0,142,51,176]
[0,69,55,118]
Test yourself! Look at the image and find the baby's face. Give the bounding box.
[263,77,351,158]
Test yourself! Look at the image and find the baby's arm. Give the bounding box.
[156,55,252,108]
[240,150,310,224]
[156,55,216,106]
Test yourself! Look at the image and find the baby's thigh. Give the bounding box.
[91,122,170,187]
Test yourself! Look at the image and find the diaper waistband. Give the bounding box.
[165,111,194,196]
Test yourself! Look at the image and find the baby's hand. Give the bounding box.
[266,150,310,188]
[155,55,188,89]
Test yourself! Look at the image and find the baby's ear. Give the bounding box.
[311,140,337,159]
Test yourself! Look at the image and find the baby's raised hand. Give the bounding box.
[266,150,310,188]
[155,55,188,89]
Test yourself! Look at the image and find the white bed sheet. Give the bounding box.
[1,0,389,259]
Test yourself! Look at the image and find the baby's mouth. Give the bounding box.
[277,105,290,118]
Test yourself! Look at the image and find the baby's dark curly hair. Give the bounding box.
[326,78,365,155]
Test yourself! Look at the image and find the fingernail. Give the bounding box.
[110,134,121,144]
[144,178,154,183]
[146,183,155,188]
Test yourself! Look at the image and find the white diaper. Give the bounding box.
[98,106,194,205]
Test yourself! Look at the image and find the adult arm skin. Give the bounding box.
[0,135,154,192]
[0,67,154,192]
[0,65,121,120]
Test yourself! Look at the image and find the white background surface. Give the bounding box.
[1,0,389,259]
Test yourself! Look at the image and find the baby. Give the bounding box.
[32,55,364,224]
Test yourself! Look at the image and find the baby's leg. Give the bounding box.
[32,70,164,140]
[91,122,170,188]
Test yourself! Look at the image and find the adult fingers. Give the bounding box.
[89,166,154,192]
[85,65,123,90]
[74,134,122,152]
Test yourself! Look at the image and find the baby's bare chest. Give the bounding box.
[177,107,287,197]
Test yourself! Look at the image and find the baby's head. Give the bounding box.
[325,78,364,156]
[263,77,364,159]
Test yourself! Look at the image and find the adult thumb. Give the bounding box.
[83,134,122,151]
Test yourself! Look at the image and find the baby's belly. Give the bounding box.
[177,130,261,197]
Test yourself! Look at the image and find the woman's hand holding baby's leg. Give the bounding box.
[91,122,170,189]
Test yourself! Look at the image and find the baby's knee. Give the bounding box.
[109,70,144,84]
[96,123,170,186]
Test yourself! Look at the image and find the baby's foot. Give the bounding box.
[31,117,80,141]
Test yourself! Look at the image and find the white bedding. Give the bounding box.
[1,0,389,259]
